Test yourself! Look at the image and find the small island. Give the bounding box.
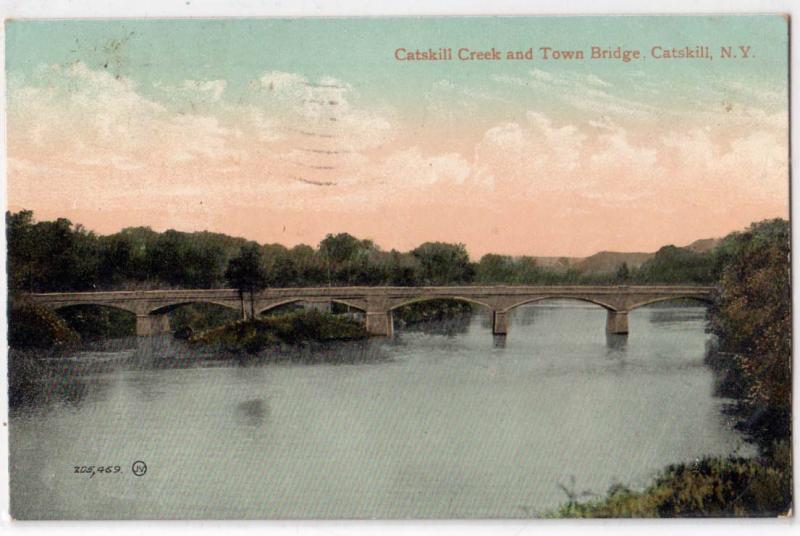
[188,310,369,354]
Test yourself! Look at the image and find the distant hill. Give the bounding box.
[684,238,721,253]
[530,236,720,275]
[573,251,654,274]
[530,256,582,271]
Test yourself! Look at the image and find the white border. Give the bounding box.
[0,1,796,535]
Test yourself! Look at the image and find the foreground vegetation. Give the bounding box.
[8,302,80,349]
[188,310,368,355]
[555,446,791,517]
[554,219,791,517]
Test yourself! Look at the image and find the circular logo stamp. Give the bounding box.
[132,460,147,477]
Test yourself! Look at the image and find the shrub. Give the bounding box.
[555,450,791,518]
[189,310,368,354]
[8,301,79,349]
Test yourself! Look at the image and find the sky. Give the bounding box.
[5,16,789,257]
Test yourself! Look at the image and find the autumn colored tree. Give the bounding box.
[708,219,791,447]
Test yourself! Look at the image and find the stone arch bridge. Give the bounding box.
[27,285,715,337]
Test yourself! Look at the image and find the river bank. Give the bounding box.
[552,447,791,517]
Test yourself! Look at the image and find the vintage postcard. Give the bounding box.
[3,14,791,520]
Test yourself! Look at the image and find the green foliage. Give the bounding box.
[614,262,630,283]
[412,242,474,285]
[318,232,378,284]
[707,219,791,446]
[7,211,99,292]
[6,209,735,292]
[169,303,241,339]
[56,305,135,341]
[475,254,516,283]
[554,448,791,517]
[636,245,718,284]
[8,302,79,349]
[189,310,368,354]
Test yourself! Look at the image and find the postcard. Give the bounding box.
[4,14,791,519]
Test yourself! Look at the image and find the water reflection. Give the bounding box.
[399,314,472,337]
[492,335,507,348]
[648,309,707,324]
[605,333,628,354]
[236,398,269,427]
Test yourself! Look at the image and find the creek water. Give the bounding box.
[9,301,752,519]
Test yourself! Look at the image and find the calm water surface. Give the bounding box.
[9,302,752,518]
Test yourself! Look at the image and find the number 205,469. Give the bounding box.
[74,465,122,476]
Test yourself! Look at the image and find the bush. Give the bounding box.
[189,310,368,354]
[555,449,791,517]
[8,301,79,349]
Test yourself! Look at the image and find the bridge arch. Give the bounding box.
[503,296,618,313]
[147,300,241,316]
[49,303,138,339]
[257,298,367,315]
[627,295,714,311]
[389,296,493,312]
[51,301,139,315]
[330,299,367,313]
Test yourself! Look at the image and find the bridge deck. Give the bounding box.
[26,285,715,337]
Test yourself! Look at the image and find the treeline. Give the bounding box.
[7,209,732,293]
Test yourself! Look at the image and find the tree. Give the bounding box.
[515,256,541,284]
[637,245,716,284]
[6,210,37,292]
[411,242,474,285]
[708,219,790,447]
[318,233,375,285]
[614,262,630,283]
[224,244,268,318]
[476,254,515,284]
[269,255,299,287]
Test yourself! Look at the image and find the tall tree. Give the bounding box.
[224,244,268,318]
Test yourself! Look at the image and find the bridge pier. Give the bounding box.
[136,314,171,336]
[492,310,509,335]
[365,311,393,337]
[606,310,629,335]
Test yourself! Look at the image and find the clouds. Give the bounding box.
[379,148,471,187]
[6,61,789,256]
[10,62,238,170]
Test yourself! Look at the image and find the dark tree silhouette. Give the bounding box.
[224,244,268,318]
